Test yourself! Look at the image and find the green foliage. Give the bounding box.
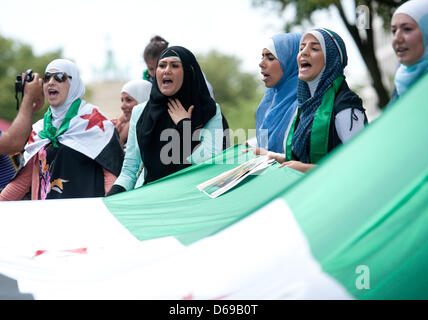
[0,34,62,122]
[197,50,264,134]
[252,0,334,32]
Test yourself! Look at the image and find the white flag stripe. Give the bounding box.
[2,236,186,299]
[174,198,352,299]
[0,198,351,299]
[0,198,138,251]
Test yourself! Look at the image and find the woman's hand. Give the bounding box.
[242,145,286,163]
[111,115,130,146]
[267,152,286,164]
[117,121,130,146]
[112,114,127,131]
[242,146,269,156]
[23,73,44,112]
[279,160,315,173]
[167,98,194,125]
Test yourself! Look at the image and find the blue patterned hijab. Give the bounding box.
[256,33,301,153]
[292,28,348,163]
[393,0,428,96]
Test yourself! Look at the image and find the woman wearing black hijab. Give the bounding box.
[108,46,228,194]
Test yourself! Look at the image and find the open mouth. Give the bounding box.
[48,89,59,97]
[162,78,173,85]
[299,61,312,72]
[395,47,408,56]
[261,72,269,81]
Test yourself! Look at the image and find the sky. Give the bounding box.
[0,0,370,85]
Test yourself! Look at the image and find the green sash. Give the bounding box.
[38,99,81,148]
[285,76,343,163]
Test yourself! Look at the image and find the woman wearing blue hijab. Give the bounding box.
[390,0,428,102]
[279,28,367,172]
[255,33,301,153]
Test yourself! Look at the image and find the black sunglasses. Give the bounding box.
[43,72,72,83]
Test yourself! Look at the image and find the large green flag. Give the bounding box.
[104,145,303,245]
[283,72,428,299]
[0,74,426,299]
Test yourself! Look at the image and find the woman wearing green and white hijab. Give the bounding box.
[0,59,124,201]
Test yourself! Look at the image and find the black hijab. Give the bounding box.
[136,46,217,184]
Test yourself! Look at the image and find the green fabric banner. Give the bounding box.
[284,73,428,299]
[104,145,303,245]
[103,73,428,299]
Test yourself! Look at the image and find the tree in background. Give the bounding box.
[197,50,264,132]
[0,34,61,122]
[252,0,406,110]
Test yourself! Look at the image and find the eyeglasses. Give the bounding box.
[43,72,72,83]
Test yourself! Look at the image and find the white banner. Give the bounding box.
[0,198,351,299]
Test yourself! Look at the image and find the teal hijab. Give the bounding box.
[393,0,428,96]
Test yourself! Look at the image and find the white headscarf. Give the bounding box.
[393,0,428,95]
[263,38,278,59]
[45,59,85,128]
[394,0,428,56]
[121,79,152,104]
[302,30,326,97]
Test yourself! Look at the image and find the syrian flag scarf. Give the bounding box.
[22,60,123,200]
[23,59,123,174]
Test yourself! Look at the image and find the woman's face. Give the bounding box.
[259,48,283,88]
[120,92,138,121]
[146,57,157,78]
[156,57,184,96]
[43,68,71,107]
[391,13,424,66]
[297,34,326,82]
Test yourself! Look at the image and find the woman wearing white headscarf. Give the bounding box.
[0,59,124,200]
[112,79,152,146]
[390,0,428,102]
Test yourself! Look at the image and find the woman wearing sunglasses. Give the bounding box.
[0,59,124,200]
[108,46,228,194]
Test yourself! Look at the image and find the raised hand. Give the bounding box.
[167,98,194,125]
